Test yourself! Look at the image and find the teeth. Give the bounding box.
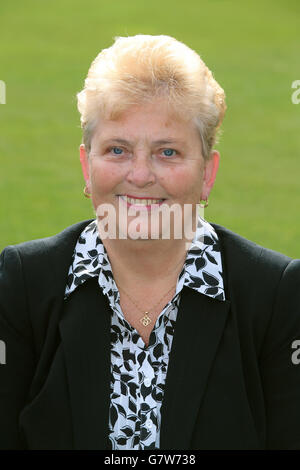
[120,195,164,205]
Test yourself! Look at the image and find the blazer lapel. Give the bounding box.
[59,277,111,450]
[59,279,230,450]
[160,286,231,449]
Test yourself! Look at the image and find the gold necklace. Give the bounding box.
[115,252,187,327]
[118,283,176,326]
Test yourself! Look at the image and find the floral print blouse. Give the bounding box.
[64,215,225,450]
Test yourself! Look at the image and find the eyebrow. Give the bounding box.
[99,138,186,146]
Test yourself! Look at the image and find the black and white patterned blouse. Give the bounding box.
[64,215,225,450]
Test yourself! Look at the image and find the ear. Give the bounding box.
[79,144,90,186]
[201,150,220,200]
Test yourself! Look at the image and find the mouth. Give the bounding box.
[117,194,166,208]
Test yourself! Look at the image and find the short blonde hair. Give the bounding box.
[77,34,226,160]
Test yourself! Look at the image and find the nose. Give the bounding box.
[125,152,156,187]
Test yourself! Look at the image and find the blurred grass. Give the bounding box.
[0,0,299,256]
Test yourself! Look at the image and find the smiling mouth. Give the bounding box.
[117,195,166,206]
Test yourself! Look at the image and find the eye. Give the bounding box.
[161,148,177,158]
[110,146,124,155]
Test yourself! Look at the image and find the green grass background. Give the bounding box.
[0,0,299,256]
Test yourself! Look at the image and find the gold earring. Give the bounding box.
[199,198,209,208]
[83,186,91,198]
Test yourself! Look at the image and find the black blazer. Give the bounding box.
[1,219,300,450]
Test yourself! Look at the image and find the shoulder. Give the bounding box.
[0,219,94,341]
[1,219,94,261]
[0,219,94,303]
[209,221,300,302]
[210,222,300,363]
[0,218,94,279]
[210,221,293,270]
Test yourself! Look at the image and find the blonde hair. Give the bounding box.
[77,34,226,160]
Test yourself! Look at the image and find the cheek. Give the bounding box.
[90,162,122,195]
[160,165,203,197]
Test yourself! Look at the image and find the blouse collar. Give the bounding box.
[64,214,226,303]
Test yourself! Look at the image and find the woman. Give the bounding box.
[1,34,300,451]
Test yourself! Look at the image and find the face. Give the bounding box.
[80,98,219,241]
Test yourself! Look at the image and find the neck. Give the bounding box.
[100,235,193,290]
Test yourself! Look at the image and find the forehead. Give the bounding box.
[92,102,200,147]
